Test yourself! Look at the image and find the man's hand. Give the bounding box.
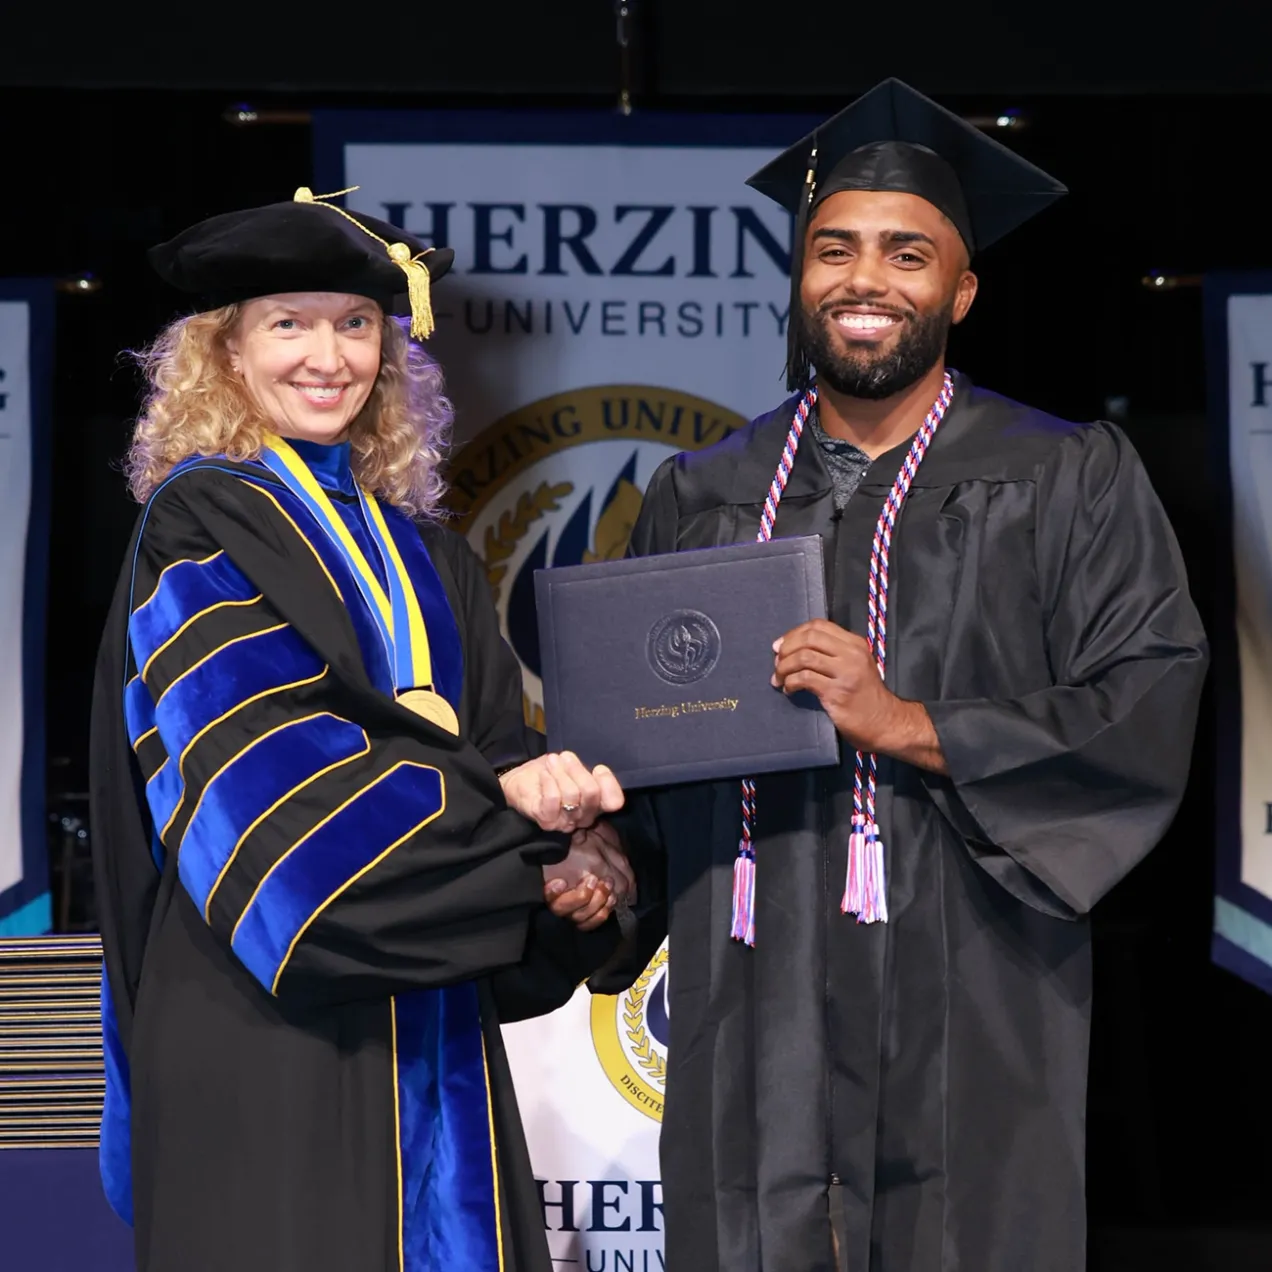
[543,875,615,931]
[772,620,948,774]
[572,820,636,905]
[500,751,625,832]
[544,821,637,930]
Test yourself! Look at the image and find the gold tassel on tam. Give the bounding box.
[386,242,435,340]
[291,186,436,339]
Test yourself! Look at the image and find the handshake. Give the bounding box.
[498,752,634,931]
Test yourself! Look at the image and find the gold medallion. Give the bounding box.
[397,688,461,737]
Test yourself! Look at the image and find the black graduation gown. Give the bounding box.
[89,456,619,1272]
[618,373,1208,1272]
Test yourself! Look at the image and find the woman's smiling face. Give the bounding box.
[226,291,384,443]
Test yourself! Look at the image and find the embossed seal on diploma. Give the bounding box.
[647,609,722,685]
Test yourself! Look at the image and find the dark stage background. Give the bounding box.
[3,3,1271,1266]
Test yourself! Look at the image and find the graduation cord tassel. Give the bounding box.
[733,373,954,945]
[731,390,815,946]
[293,186,437,340]
[730,779,758,945]
[843,372,954,923]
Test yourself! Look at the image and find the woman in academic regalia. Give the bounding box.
[89,188,635,1272]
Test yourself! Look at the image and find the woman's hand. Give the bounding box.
[543,821,636,930]
[500,752,624,833]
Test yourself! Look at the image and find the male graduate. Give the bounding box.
[615,79,1208,1271]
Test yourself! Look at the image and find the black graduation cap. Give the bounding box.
[746,79,1067,387]
[149,188,455,340]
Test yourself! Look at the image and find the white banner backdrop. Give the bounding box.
[319,111,808,1267]
[1212,281,1272,995]
[0,282,51,936]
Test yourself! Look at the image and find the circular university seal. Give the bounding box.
[589,942,669,1122]
[646,609,721,686]
[445,384,745,732]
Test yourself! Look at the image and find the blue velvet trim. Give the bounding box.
[231,762,445,992]
[334,500,388,591]
[287,437,356,497]
[380,504,464,710]
[98,968,133,1227]
[129,552,259,673]
[130,624,323,843]
[233,472,393,695]
[144,757,184,844]
[395,985,500,1272]
[123,676,155,750]
[179,713,368,918]
[150,624,325,767]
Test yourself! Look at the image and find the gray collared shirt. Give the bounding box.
[808,408,872,512]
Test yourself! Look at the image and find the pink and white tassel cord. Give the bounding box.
[730,372,955,946]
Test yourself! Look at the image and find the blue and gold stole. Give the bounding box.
[257,435,463,735]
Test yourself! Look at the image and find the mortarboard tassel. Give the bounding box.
[386,241,436,341]
[293,186,436,340]
[785,142,818,393]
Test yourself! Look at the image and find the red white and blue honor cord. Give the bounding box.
[730,372,955,946]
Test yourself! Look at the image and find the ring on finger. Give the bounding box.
[562,803,579,813]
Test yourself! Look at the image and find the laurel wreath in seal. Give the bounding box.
[478,473,642,733]
[622,947,669,1087]
[481,481,574,604]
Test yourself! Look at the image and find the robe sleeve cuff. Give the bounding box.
[519,829,570,867]
[922,699,1082,919]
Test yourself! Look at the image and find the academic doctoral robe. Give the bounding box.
[90,445,617,1272]
[615,373,1208,1272]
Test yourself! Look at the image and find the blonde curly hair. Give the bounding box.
[125,306,452,517]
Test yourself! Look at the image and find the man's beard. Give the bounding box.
[796,298,953,401]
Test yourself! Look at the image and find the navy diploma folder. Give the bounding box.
[534,535,840,789]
